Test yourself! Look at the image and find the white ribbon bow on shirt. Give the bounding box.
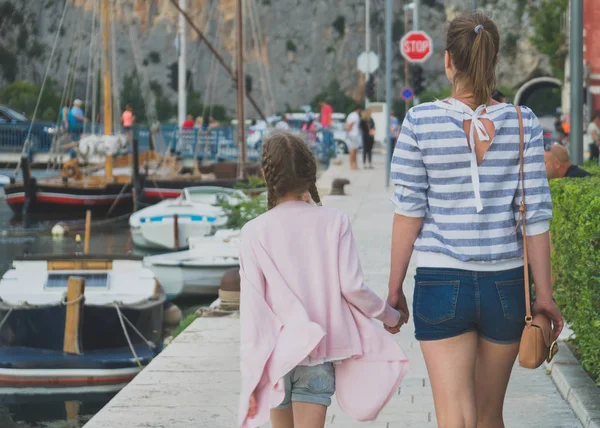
[454,100,490,213]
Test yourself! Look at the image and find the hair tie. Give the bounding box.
[474,24,484,34]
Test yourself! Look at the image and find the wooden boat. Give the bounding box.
[0,254,165,387]
[144,230,240,299]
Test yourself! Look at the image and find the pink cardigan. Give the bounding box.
[238,201,409,427]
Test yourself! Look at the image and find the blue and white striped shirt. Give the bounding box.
[391,99,552,270]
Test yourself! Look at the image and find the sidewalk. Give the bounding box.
[86,154,582,428]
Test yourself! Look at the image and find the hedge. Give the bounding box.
[549,170,600,383]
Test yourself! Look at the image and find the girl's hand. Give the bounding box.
[532,299,564,340]
[387,291,410,325]
[248,393,257,418]
[384,310,405,334]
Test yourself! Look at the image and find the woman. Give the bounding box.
[387,13,564,428]
[359,109,376,169]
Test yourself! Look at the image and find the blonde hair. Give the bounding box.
[361,109,372,121]
[261,132,321,210]
[446,12,500,107]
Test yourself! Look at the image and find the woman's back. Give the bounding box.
[391,99,552,266]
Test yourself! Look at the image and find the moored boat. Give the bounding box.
[0,254,165,387]
[130,186,247,251]
[144,229,240,299]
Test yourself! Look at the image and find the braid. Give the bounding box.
[309,183,321,206]
[261,131,322,208]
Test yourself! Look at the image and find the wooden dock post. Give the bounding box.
[173,214,179,249]
[64,276,85,354]
[83,210,91,254]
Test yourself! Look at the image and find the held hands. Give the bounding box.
[384,291,410,334]
[532,298,564,340]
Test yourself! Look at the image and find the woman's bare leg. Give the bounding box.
[271,406,294,428]
[421,331,479,428]
[292,402,327,428]
[475,338,520,428]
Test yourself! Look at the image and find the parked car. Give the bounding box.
[0,105,57,151]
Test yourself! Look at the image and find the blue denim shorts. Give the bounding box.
[413,267,528,344]
[277,363,335,408]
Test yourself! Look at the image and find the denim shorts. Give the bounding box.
[413,267,528,344]
[277,362,335,408]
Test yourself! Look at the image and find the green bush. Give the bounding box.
[549,174,600,383]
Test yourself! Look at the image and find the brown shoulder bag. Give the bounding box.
[515,106,559,369]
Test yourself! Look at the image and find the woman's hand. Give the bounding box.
[248,393,257,418]
[532,299,564,340]
[384,291,409,334]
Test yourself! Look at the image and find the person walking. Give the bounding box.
[121,104,135,142]
[359,108,375,168]
[345,105,362,170]
[586,111,600,163]
[388,13,563,428]
[239,132,408,428]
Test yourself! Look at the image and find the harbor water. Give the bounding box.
[0,169,212,427]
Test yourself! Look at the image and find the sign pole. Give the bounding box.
[385,0,392,188]
[365,0,371,106]
[404,4,409,116]
[569,0,583,165]
[412,0,420,106]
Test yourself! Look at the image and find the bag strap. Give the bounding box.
[516,107,532,324]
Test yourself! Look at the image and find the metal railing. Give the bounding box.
[0,122,334,165]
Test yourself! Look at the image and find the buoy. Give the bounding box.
[51,223,69,238]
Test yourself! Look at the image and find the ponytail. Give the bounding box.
[445,13,500,107]
[468,27,497,106]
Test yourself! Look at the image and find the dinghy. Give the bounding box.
[0,254,165,387]
[144,229,240,299]
[129,186,248,251]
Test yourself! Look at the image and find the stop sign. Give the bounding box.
[400,31,433,63]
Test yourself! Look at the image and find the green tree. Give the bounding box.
[530,0,568,78]
[311,79,357,114]
[0,80,61,121]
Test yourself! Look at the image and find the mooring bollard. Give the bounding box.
[219,268,241,311]
[64,276,85,354]
[330,178,350,196]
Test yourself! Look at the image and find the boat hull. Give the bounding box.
[4,182,133,217]
[147,262,238,299]
[0,297,164,386]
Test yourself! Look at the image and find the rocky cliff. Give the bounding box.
[0,0,550,118]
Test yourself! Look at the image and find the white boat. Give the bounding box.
[0,254,165,387]
[130,186,248,251]
[0,175,9,188]
[144,229,240,299]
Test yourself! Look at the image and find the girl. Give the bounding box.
[239,132,409,428]
[388,13,563,428]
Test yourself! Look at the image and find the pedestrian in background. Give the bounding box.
[67,99,88,142]
[319,100,334,156]
[586,111,600,163]
[388,13,563,428]
[239,132,407,428]
[345,105,362,170]
[359,108,375,169]
[121,104,135,142]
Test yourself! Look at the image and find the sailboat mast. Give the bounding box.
[236,0,246,179]
[177,0,187,126]
[102,0,113,136]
